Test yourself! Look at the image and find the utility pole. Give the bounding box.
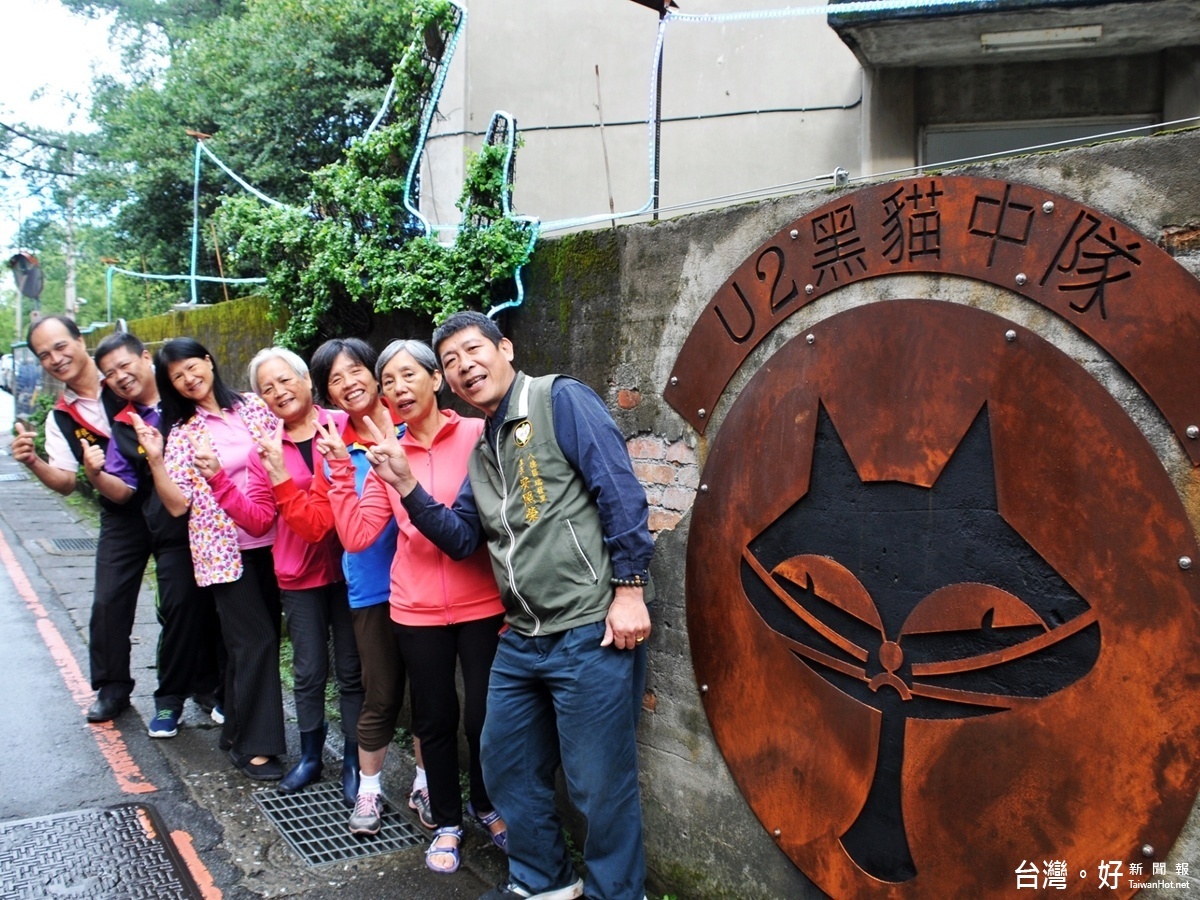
[65,188,78,320]
[15,202,21,334]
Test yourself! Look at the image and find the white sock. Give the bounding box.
[359,771,382,795]
[412,766,427,792]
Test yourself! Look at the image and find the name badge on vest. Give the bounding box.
[513,420,533,447]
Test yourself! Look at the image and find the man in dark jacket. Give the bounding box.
[367,311,653,900]
[93,332,222,738]
[12,317,140,722]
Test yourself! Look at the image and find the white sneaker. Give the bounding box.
[479,877,584,900]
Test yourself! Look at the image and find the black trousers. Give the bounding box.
[210,547,285,757]
[89,510,152,699]
[152,542,222,713]
[393,614,505,828]
[281,582,363,735]
[90,508,224,712]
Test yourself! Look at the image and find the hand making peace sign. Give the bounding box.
[359,415,416,494]
[256,421,289,483]
[128,413,163,461]
[189,430,222,481]
[313,417,348,460]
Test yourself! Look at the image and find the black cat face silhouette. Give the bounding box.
[742,404,1100,883]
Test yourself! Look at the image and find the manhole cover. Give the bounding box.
[0,803,202,899]
[254,782,423,867]
[0,472,30,482]
[48,537,99,553]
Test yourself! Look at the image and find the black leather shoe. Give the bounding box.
[86,694,130,723]
[230,750,284,781]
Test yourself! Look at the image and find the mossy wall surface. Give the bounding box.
[114,296,277,391]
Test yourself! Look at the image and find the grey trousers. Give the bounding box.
[281,581,363,736]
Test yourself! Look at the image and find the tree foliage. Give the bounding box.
[80,0,418,296]
[219,0,535,352]
[7,0,534,350]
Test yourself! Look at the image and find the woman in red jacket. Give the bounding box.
[246,347,362,801]
[321,339,506,875]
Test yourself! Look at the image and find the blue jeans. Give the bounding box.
[481,620,645,900]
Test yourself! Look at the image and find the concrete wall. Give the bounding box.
[420,0,863,229]
[493,127,1200,899]
[420,1,1199,229]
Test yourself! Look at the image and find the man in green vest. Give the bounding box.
[366,311,654,900]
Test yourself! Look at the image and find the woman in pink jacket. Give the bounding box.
[322,339,506,875]
[135,338,284,781]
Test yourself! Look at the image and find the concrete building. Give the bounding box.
[418,0,1200,232]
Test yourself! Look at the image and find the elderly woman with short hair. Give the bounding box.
[245,347,364,800]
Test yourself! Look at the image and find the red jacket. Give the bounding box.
[213,405,345,591]
[327,409,502,626]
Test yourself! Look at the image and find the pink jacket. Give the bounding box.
[165,394,278,587]
[327,409,502,626]
[213,405,346,591]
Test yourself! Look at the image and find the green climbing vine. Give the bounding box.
[217,0,534,352]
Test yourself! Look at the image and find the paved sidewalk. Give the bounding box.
[0,419,509,899]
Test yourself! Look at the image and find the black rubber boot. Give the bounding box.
[342,738,360,806]
[279,721,327,793]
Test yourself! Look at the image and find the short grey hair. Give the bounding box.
[247,346,309,394]
[376,339,440,388]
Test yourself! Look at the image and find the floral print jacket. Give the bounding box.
[164,394,279,586]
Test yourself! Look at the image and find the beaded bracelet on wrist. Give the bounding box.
[611,575,649,588]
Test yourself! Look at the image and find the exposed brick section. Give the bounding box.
[661,487,694,512]
[665,442,692,464]
[628,436,666,460]
[617,389,642,409]
[634,462,676,486]
[642,691,657,713]
[649,510,683,532]
[629,433,700,535]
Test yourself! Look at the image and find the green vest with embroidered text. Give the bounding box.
[468,373,614,636]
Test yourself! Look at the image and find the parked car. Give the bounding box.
[0,353,13,394]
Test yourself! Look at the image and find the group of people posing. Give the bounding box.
[12,311,655,900]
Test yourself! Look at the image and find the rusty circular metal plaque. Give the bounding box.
[687,299,1200,898]
[664,176,1200,466]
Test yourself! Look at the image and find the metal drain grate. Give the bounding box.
[0,472,30,482]
[0,803,201,899]
[49,537,100,553]
[254,782,423,867]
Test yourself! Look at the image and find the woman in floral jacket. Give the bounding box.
[133,338,286,781]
